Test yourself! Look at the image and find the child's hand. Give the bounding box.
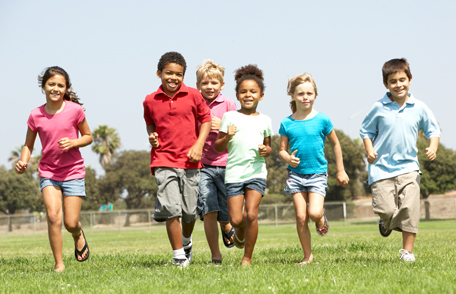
[15,160,27,174]
[211,116,221,130]
[367,151,378,164]
[58,138,74,151]
[258,144,268,157]
[425,147,437,161]
[187,144,203,163]
[227,125,236,139]
[288,150,300,168]
[149,132,159,148]
[336,171,349,186]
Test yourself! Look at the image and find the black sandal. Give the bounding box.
[221,226,235,248]
[75,230,90,262]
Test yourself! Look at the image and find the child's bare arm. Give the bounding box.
[147,124,159,148]
[188,121,211,162]
[258,136,272,157]
[16,127,37,174]
[279,135,300,167]
[327,130,349,186]
[425,137,439,161]
[215,125,236,152]
[58,118,93,151]
[363,138,378,164]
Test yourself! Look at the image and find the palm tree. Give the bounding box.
[9,145,41,173]
[8,145,23,165]
[92,125,121,169]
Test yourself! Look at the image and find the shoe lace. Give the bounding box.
[399,249,409,259]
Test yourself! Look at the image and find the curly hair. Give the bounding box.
[157,52,187,74]
[287,73,318,113]
[382,58,412,85]
[38,66,82,106]
[234,64,265,93]
[196,59,225,85]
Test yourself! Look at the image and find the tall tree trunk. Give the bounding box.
[424,200,431,221]
[8,215,12,232]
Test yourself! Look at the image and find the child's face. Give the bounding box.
[157,63,184,97]
[197,75,225,102]
[384,70,412,101]
[291,82,316,111]
[236,79,264,110]
[42,74,68,103]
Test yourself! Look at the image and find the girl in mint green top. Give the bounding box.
[278,73,349,266]
[215,64,272,266]
[219,111,273,183]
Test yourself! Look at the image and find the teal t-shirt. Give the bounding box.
[219,111,274,183]
[279,112,333,175]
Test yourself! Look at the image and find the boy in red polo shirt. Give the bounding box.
[143,52,212,267]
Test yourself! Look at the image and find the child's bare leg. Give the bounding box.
[402,231,416,253]
[166,217,183,250]
[182,219,195,239]
[308,193,327,235]
[228,194,246,241]
[241,189,262,265]
[42,186,64,272]
[293,192,313,263]
[203,212,222,260]
[63,196,88,260]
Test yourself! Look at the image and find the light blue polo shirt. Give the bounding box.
[359,93,440,185]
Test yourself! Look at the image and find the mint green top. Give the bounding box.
[219,111,274,183]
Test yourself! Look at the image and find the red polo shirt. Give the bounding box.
[143,83,211,174]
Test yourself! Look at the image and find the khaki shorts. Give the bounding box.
[371,171,421,233]
[153,167,200,223]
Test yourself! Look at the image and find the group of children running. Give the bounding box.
[15,52,440,271]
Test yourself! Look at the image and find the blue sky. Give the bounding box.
[1,0,455,175]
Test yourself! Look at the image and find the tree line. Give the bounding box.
[1,126,456,226]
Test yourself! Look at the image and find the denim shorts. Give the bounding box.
[39,178,86,196]
[153,167,200,223]
[197,165,229,222]
[284,169,327,197]
[226,178,267,198]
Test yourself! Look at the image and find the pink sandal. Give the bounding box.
[316,213,329,236]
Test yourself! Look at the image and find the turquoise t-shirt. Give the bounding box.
[219,111,274,183]
[279,112,333,175]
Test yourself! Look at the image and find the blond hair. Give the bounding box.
[287,73,318,113]
[196,60,225,85]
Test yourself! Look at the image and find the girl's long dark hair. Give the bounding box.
[38,66,83,106]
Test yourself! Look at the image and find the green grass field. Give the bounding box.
[1,220,456,293]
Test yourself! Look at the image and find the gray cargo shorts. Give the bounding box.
[153,167,200,223]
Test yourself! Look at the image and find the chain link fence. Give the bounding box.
[1,198,456,235]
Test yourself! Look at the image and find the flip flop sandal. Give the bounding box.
[233,230,245,249]
[75,230,90,262]
[221,226,235,248]
[316,213,329,236]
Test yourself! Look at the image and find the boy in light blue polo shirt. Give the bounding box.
[360,58,440,262]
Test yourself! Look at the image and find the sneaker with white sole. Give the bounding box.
[183,241,192,263]
[377,219,392,237]
[399,249,415,262]
[172,257,189,267]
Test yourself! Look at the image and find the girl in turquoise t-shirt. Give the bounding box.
[215,64,273,266]
[279,73,349,265]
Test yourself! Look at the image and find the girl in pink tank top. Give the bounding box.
[15,66,93,272]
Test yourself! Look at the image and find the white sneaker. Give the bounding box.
[172,257,189,267]
[399,249,415,262]
[183,241,193,263]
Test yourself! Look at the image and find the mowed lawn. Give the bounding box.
[1,220,456,293]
